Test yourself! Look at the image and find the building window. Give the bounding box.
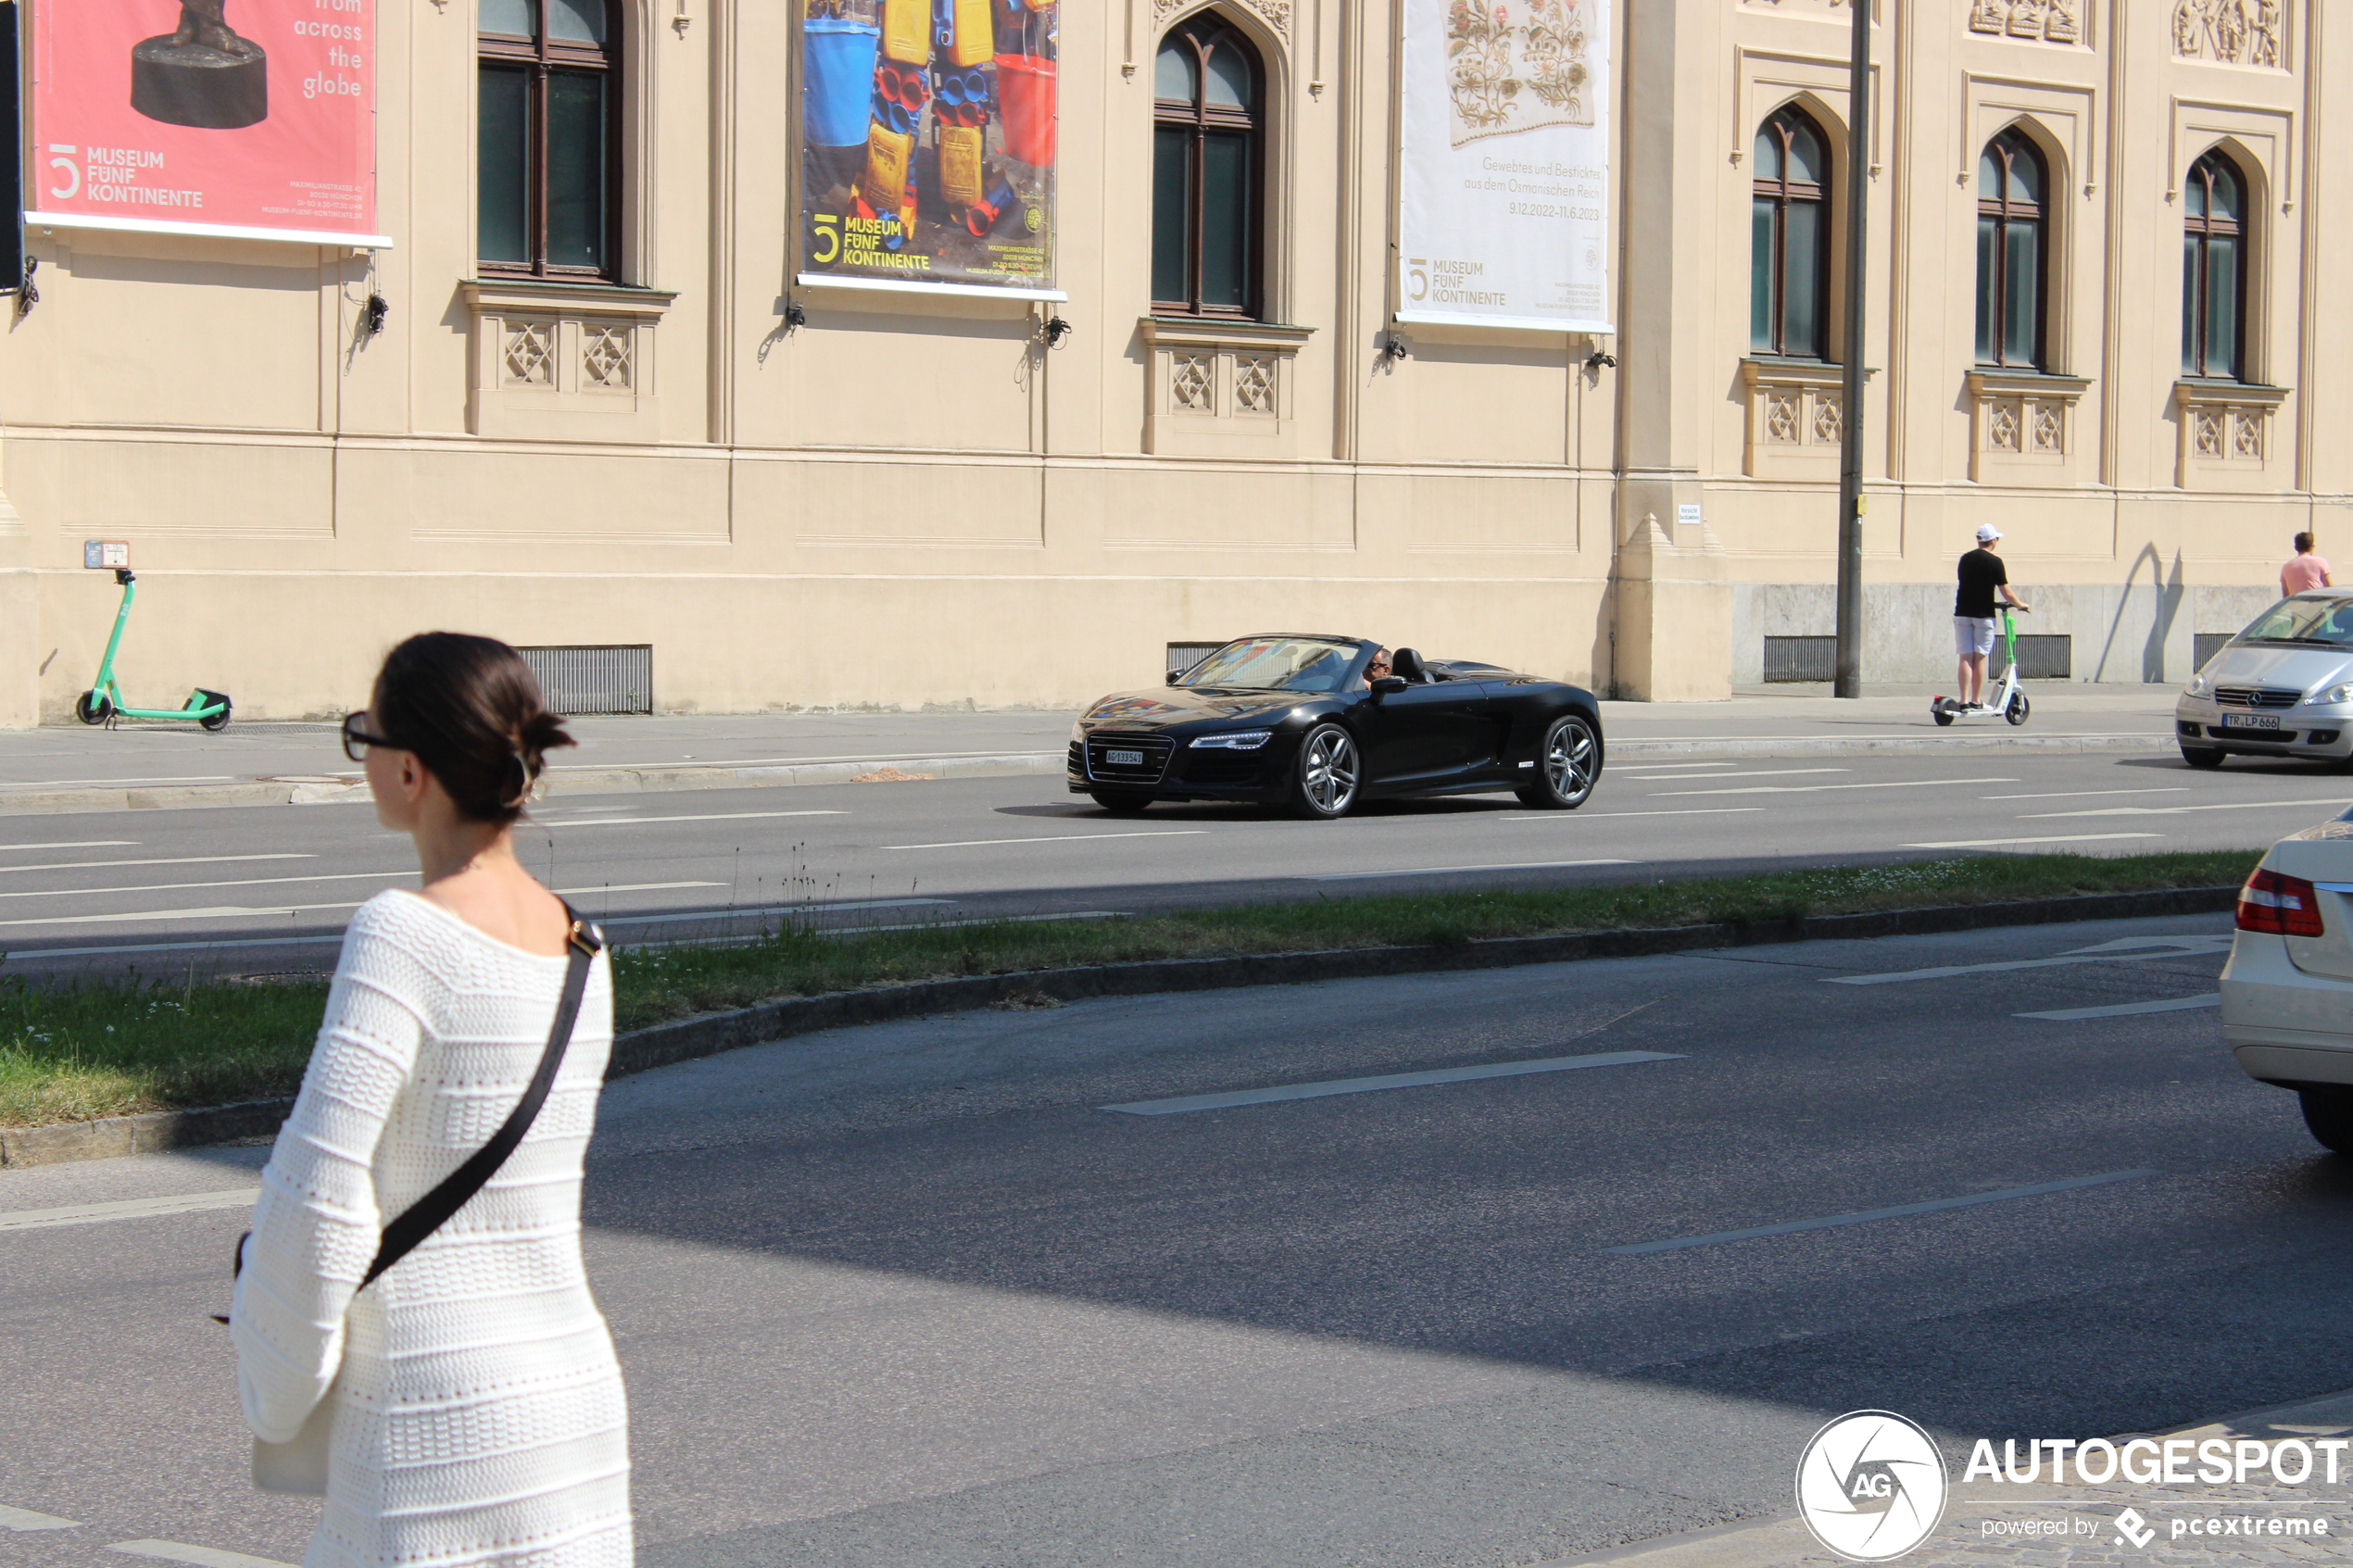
[2183,149,2248,382]
[1151,16,1262,320]
[1974,130,2047,369]
[479,0,618,278]
[1750,107,1831,360]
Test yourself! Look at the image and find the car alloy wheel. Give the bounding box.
[1291,723,1359,819]
[1517,714,1597,809]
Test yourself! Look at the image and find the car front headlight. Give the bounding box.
[2183,672,2212,697]
[1190,729,1274,750]
[2306,684,2353,708]
[1070,720,1087,743]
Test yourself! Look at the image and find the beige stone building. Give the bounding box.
[0,0,2340,727]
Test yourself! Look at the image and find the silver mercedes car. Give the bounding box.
[2175,593,2353,769]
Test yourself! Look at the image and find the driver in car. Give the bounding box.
[1363,649,1392,687]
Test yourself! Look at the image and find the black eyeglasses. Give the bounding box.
[341,710,399,762]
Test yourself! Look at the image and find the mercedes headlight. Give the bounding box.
[1190,729,1274,750]
[2183,672,2212,697]
[2307,684,2353,708]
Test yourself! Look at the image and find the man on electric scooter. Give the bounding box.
[1954,523,2030,712]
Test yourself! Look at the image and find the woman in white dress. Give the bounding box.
[232,633,633,1567]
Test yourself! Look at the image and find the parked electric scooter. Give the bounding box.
[73,540,232,730]
[1931,604,2031,727]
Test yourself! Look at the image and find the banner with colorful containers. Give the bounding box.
[800,0,1058,294]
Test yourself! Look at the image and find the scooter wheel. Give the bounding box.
[1931,697,1957,728]
[74,690,113,726]
[2006,692,2031,726]
[196,690,233,733]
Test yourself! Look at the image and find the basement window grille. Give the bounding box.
[519,645,653,715]
[1762,635,1837,683]
[2193,633,2235,672]
[1166,642,1224,678]
[2006,634,2072,681]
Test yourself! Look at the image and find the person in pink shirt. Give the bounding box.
[2283,533,2333,596]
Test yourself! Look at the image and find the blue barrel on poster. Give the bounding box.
[805,18,881,148]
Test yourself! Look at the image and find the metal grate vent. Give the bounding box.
[519,645,654,715]
[1762,635,1836,683]
[2005,634,2071,680]
[1167,642,1224,678]
[2194,633,2235,671]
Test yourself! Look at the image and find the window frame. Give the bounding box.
[478,0,623,281]
[1151,14,1265,321]
[2182,148,2250,383]
[1749,106,1832,362]
[1974,129,2048,370]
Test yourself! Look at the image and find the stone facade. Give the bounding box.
[0,0,2343,725]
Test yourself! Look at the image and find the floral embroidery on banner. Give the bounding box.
[1444,0,1592,147]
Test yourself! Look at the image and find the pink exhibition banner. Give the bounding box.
[27,0,383,245]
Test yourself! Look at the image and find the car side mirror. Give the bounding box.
[1370,676,1408,696]
[1166,670,1184,685]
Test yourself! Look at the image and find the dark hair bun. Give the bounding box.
[371,633,575,824]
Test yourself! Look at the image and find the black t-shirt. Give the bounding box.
[1956,548,2008,618]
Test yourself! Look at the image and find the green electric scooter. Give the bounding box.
[73,540,232,730]
[1930,604,2031,728]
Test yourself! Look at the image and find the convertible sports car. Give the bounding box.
[1066,633,1604,819]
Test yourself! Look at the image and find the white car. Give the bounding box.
[2221,816,2353,1151]
[2175,592,2353,768]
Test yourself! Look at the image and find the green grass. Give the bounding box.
[0,848,2260,1130]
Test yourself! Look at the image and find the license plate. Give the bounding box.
[2222,713,2282,730]
[1105,748,1145,766]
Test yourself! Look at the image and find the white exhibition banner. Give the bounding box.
[1397,0,1612,333]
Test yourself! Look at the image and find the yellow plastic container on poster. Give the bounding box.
[881,0,928,64]
[948,0,993,67]
[862,122,913,213]
[937,125,985,207]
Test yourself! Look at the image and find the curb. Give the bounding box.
[0,884,2236,1169]
[0,735,2172,815]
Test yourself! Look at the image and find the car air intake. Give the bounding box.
[2215,686,2301,710]
[1085,732,1174,784]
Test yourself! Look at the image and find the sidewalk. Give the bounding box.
[0,686,2180,816]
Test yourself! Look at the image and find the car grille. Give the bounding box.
[1085,732,1173,784]
[2215,686,2301,709]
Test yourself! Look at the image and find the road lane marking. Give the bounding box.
[547,747,1057,771]
[0,884,722,931]
[2025,797,2352,819]
[541,810,850,828]
[1604,1170,2158,1255]
[1506,808,1767,821]
[1900,833,2164,848]
[109,1542,296,1568]
[1827,935,2232,985]
[1982,788,2193,801]
[1306,859,1634,881]
[1649,777,2019,797]
[1101,1049,1683,1116]
[0,1190,258,1232]
[0,775,235,789]
[0,854,315,875]
[0,871,407,902]
[885,831,1208,850]
[2017,993,2221,1021]
[605,898,955,928]
[1632,769,1850,783]
[0,1503,80,1530]
[822,911,1130,936]
[1606,762,1737,771]
[0,841,138,854]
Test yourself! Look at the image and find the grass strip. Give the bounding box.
[0,849,2259,1129]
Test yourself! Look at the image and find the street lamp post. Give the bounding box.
[1832,0,1870,699]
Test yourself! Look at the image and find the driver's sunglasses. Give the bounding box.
[1367,659,1391,673]
[340,710,399,762]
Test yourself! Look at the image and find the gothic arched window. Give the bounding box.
[1151,16,1262,319]
[1750,107,1831,359]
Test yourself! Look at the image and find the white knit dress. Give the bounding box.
[233,890,633,1567]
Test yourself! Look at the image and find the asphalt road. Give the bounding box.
[6,911,2352,1567]
[0,747,2342,979]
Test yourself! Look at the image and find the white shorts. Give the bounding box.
[1954,616,1997,658]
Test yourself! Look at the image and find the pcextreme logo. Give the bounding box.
[1794,1411,1950,1562]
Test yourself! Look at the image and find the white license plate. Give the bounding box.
[1105,748,1145,766]
[2222,713,2283,731]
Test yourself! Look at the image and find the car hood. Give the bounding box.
[1078,687,1313,731]
[2194,645,2353,694]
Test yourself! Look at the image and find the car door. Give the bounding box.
[1358,679,1497,788]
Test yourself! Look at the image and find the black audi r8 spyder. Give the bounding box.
[1066,633,1604,819]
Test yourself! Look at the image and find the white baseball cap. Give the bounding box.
[1977,524,2003,543]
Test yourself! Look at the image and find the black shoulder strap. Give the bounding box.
[360,907,603,1290]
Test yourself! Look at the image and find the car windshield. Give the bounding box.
[1178,637,1360,693]
[2235,597,2353,649]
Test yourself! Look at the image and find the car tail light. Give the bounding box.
[2238,867,2325,938]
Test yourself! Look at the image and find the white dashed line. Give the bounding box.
[109,1541,298,1568]
[1899,834,2164,849]
[1103,1049,1684,1116]
[885,832,1207,849]
[2016,993,2222,1021]
[1605,1170,2159,1255]
[0,1190,259,1233]
[0,1503,81,1530]
[1306,859,1633,881]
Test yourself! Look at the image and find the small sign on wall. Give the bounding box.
[1677,504,1703,529]
[82,539,128,569]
